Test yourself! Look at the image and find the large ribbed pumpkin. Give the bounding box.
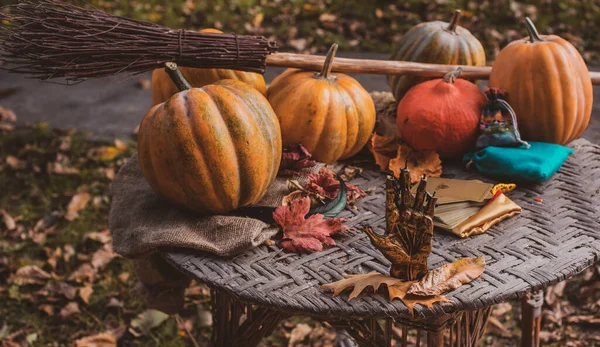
[397,68,486,158]
[138,63,282,215]
[489,18,593,145]
[151,29,266,105]
[388,10,486,101]
[266,44,376,164]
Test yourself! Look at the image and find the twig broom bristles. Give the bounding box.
[0,0,278,83]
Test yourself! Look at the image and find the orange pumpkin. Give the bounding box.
[396,68,486,158]
[151,29,267,105]
[489,18,593,144]
[138,63,281,215]
[266,44,376,164]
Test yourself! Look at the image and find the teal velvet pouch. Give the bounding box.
[463,142,574,183]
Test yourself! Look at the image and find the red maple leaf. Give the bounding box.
[279,143,317,176]
[305,168,367,204]
[273,197,348,253]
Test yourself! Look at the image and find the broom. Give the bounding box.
[1,0,599,84]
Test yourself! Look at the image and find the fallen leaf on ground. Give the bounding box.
[388,281,451,315]
[63,245,75,262]
[5,156,26,170]
[47,281,77,299]
[45,247,62,269]
[273,197,347,253]
[91,244,116,270]
[389,144,442,183]
[106,297,124,309]
[47,162,80,175]
[68,263,97,283]
[0,122,14,131]
[39,304,55,316]
[305,167,366,204]
[321,272,400,300]
[545,281,566,306]
[80,284,94,304]
[288,323,312,347]
[408,257,485,296]
[11,265,52,285]
[65,192,90,221]
[75,333,116,347]
[129,309,170,337]
[0,106,16,122]
[370,134,401,170]
[60,302,80,319]
[279,143,317,175]
[117,272,130,284]
[84,230,112,244]
[1,210,16,231]
[567,315,600,325]
[486,316,513,338]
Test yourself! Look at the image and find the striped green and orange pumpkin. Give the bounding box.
[138,63,281,214]
[388,10,486,101]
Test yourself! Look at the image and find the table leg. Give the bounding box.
[327,308,491,347]
[520,290,544,347]
[210,289,290,347]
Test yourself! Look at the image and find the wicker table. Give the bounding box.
[162,139,600,347]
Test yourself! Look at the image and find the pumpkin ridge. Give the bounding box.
[331,82,352,157]
[186,88,240,211]
[216,81,280,198]
[551,45,577,144]
[311,84,341,163]
[337,78,375,158]
[138,103,162,193]
[204,84,267,206]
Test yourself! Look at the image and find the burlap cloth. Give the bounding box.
[109,154,323,312]
[110,92,395,313]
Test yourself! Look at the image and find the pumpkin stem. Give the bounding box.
[443,67,463,83]
[319,43,339,79]
[524,17,544,43]
[446,10,461,32]
[165,62,192,91]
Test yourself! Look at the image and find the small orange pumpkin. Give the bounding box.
[397,68,486,158]
[138,63,281,214]
[489,18,593,144]
[266,44,376,164]
[151,29,267,106]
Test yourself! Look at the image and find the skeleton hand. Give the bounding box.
[363,165,436,281]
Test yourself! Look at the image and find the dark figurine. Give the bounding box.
[363,164,437,281]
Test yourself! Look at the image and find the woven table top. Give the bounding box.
[163,139,600,319]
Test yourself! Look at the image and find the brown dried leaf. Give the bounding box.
[388,281,451,315]
[106,297,124,309]
[117,272,130,284]
[0,106,17,122]
[567,315,600,325]
[68,263,97,283]
[91,244,116,270]
[486,316,513,338]
[407,257,485,296]
[305,167,366,204]
[11,265,52,285]
[47,161,80,175]
[65,192,90,221]
[389,144,442,183]
[63,244,75,262]
[288,323,312,347]
[1,209,16,231]
[84,230,112,244]
[5,155,26,170]
[321,272,400,300]
[75,333,116,347]
[47,281,77,299]
[59,301,80,319]
[79,284,94,304]
[370,134,400,170]
[39,304,55,316]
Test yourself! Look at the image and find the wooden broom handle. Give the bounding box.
[266,52,600,85]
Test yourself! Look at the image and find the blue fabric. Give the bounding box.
[463,142,574,183]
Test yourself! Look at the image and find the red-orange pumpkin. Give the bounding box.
[489,18,593,144]
[138,63,281,214]
[396,68,486,158]
[151,29,266,105]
